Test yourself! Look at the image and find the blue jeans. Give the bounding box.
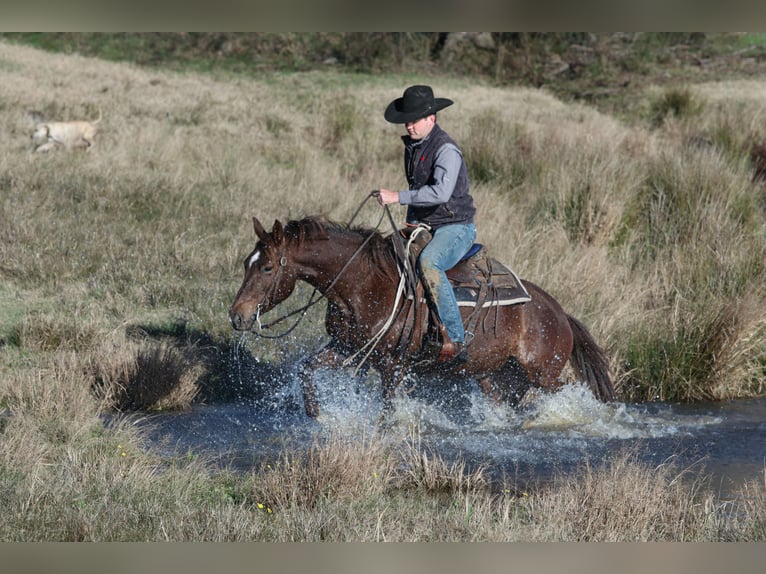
[417,222,477,344]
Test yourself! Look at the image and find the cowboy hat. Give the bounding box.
[384,85,454,124]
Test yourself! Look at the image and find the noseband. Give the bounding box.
[250,247,313,338]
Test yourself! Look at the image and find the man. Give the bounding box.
[377,85,476,364]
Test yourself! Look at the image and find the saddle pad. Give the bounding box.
[399,229,531,308]
[453,259,531,308]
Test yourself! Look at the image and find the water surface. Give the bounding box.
[136,367,766,498]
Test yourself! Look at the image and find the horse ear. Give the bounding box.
[272,219,284,244]
[252,217,268,242]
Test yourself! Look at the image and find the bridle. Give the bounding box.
[250,246,299,338]
[247,192,392,339]
[242,192,425,375]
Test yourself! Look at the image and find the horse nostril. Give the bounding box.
[229,311,243,330]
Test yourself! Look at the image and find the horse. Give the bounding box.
[229,215,615,419]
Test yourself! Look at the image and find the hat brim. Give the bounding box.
[384,97,453,124]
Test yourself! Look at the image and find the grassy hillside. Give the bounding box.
[5,32,766,122]
[0,39,765,540]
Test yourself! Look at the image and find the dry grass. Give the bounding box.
[90,331,205,412]
[1,40,765,540]
[521,451,712,541]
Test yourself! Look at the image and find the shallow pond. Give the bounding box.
[135,364,766,499]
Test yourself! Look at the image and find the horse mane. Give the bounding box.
[283,216,399,276]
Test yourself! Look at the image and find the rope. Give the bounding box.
[343,225,428,374]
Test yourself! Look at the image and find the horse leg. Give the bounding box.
[476,376,504,404]
[517,315,614,403]
[380,371,401,416]
[377,363,409,421]
[297,342,345,418]
[477,356,532,407]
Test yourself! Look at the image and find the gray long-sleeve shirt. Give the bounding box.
[397,142,462,206]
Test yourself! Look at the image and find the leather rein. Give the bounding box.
[249,192,409,340]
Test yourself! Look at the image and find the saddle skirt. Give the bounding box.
[401,225,531,309]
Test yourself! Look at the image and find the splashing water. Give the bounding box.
[518,382,722,439]
[135,361,765,497]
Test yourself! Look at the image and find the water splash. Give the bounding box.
[295,372,725,441]
[518,382,723,439]
[135,352,764,498]
[307,368,382,433]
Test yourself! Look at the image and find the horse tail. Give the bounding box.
[566,315,615,402]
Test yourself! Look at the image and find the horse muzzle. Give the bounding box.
[229,308,254,331]
[229,300,268,331]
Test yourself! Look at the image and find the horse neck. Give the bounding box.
[292,230,395,301]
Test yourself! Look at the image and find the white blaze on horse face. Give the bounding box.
[247,250,261,269]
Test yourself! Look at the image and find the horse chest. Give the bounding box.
[325,299,385,345]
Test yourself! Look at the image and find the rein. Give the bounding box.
[341,224,427,374]
[249,191,423,374]
[249,192,387,339]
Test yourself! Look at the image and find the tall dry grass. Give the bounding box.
[1,40,765,540]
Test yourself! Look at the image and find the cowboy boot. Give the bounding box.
[437,339,468,364]
[431,325,468,364]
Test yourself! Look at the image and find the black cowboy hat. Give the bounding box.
[384,85,454,124]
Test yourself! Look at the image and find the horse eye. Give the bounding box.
[261,265,274,274]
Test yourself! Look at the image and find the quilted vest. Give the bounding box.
[403,124,475,228]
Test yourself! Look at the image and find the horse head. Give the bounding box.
[229,216,299,331]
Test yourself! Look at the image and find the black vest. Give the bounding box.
[403,124,475,228]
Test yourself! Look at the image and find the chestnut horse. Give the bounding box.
[229,215,615,418]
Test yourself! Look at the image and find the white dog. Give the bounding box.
[31,110,102,152]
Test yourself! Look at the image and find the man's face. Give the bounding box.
[405,114,435,140]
